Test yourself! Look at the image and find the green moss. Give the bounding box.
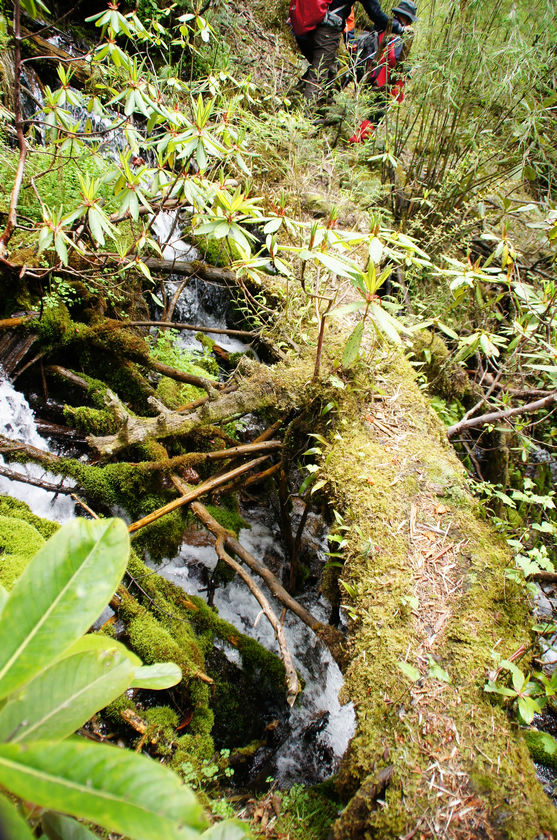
[156,375,205,410]
[524,728,557,771]
[0,514,45,588]
[64,405,118,436]
[204,502,248,537]
[0,496,58,539]
[318,348,557,839]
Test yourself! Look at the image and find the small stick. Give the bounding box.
[128,456,270,534]
[214,534,300,706]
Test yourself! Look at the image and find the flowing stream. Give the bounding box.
[0,371,75,523]
[153,508,356,785]
[0,364,355,786]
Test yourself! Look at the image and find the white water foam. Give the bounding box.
[0,373,76,523]
[153,516,356,784]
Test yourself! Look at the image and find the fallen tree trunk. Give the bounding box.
[144,257,236,284]
[88,359,305,457]
[322,350,557,839]
[20,25,90,85]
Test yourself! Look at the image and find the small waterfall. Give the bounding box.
[153,509,356,785]
[152,211,199,262]
[0,372,75,523]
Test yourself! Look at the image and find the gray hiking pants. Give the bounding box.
[296,23,342,104]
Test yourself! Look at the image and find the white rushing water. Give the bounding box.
[152,211,251,355]
[0,373,76,522]
[153,513,356,785]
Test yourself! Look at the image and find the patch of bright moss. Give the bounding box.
[0,513,45,588]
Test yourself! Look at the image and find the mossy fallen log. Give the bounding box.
[87,358,312,457]
[320,349,557,839]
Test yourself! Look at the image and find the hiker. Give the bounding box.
[288,0,404,108]
[348,0,417,143]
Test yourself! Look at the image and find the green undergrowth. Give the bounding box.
[272,781,341,840]
[0,496,287,799]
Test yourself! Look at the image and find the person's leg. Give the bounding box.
[303,24,341,105]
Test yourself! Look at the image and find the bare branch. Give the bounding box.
[447,393,557,438]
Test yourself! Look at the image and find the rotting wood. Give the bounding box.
[149,358,223,394]
[162,278,189,324]
[0,463,75,494]
[45,365,89,390]
[145,257,236,284]
[128,456,270,534]
[0,313,38,330]
[88,362,289,457]
[0,434,59,466]
[213,533,300,706]
[191,501,322,634]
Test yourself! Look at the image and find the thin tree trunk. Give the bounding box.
[447,393,557,437]
[128,456,270,533]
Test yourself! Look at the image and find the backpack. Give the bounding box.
[289,0,332,37]
[355,30,399,87]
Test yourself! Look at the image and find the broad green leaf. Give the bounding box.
[41,812,98,840]
[329,301,366,320]
[0,585,7,617]
[0,649,135,743]
[397,661,420,682]
[517,696,538,725]
[0,793,35,840]
[0,519,129,700]
[484,680,516,697]
[62,634,141,666]
[342,322,364,369]
[201,821,250,839]
[370,302,406,343]
[426,656,451,683]
[0,741,207,840]
[130,662,182,690]
[529,730,557,756]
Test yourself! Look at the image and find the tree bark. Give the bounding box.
[88,360,299,457]
[447,392,557,437]
[128,456,270,534]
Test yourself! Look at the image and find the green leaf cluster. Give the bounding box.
[0,518,247,840]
